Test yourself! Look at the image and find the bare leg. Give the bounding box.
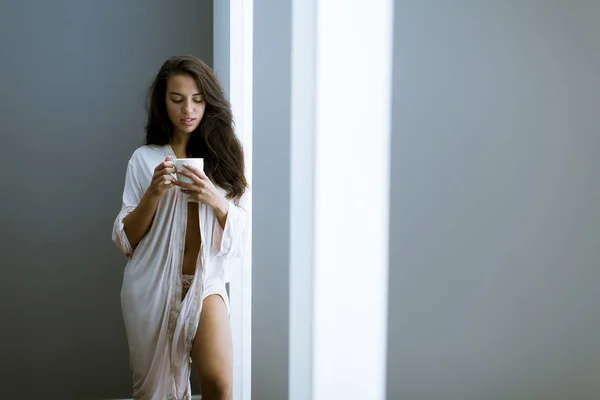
[191,294,233,400]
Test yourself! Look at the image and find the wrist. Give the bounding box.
[143,188,161,203]
[214,198,230,219]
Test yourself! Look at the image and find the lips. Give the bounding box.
[181,118,196,126]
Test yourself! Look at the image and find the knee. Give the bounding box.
[202,371,232,399]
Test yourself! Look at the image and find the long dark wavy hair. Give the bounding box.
[145,55,247,200]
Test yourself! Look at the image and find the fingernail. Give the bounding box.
[182,163,188,167]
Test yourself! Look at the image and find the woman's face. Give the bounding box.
[165,74,205,136]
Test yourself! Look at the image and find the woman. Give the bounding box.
[112,55,249,400]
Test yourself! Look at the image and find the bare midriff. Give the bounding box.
[182,202,201,276]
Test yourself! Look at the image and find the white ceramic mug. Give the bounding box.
[173,158,204,184]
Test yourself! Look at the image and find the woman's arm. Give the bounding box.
[173,164,251,259]
[213,198,231,229]
[112,156,175,257]
[122,190,161,251]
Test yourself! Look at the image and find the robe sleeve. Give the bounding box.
[112,160,145,258]
[212,187,251,261]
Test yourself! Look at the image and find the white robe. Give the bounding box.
[112,144,249,400]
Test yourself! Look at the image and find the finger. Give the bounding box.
[155,171,175,181]
[172,180,193,190]
[162,165,176,175]
[153,173,175,187]
[182,164,207,180]
[155,161,175,173]
[164,156,176,173]
[176,169,204,185]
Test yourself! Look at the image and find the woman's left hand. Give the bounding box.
[174,164,229,217]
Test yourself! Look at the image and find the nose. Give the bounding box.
[182,99,194,114]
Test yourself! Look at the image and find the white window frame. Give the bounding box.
[226,1,253,400]
[220,0,392,399]
[289,0,394,399]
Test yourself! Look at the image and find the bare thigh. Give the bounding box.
[191,294,233,399]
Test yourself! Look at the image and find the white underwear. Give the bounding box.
[181,274,195,300]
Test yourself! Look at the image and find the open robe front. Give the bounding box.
[111,145,249,400]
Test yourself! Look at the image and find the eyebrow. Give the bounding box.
[168,91,203,96]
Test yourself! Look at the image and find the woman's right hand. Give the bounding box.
[147,156,176,197]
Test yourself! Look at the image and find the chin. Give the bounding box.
[178,124,199,133]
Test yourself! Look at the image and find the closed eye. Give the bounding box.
[170,98,203,104]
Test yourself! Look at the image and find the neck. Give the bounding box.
[170,131,190,158]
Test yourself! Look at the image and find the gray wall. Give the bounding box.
[213,0,230,98]
[252,0,291,399]
[387,1,600,399]
[0,1,213,398]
